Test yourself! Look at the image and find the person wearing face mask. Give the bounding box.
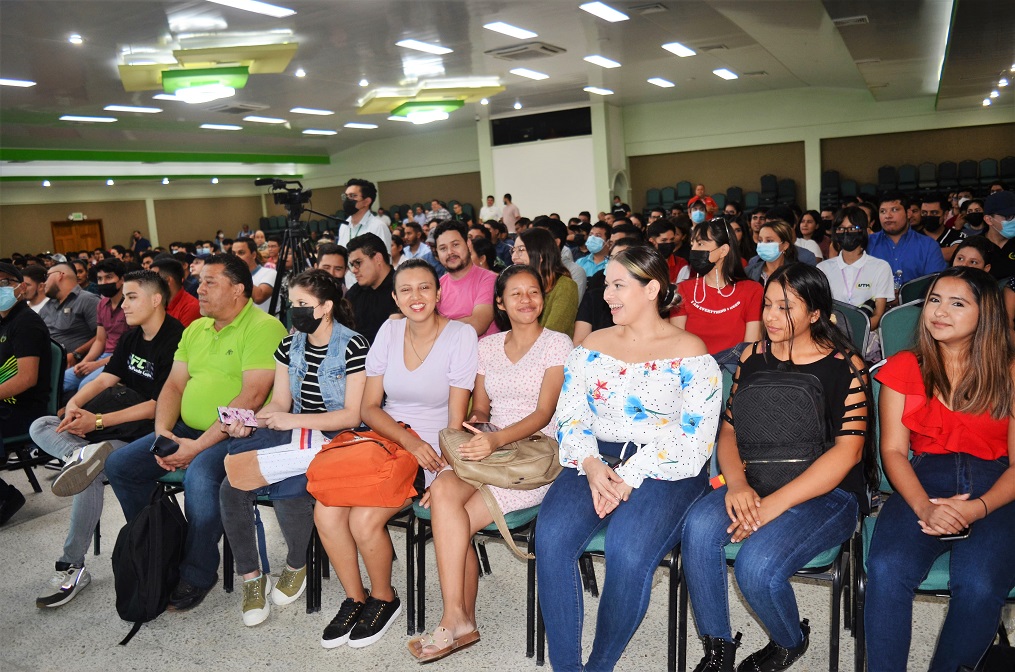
[217,269,369,627]
[746,220,799,284]
[981,190,1015,280]
[958,199,986,237]
[646,220,690,283]
[336,179,391,288]
[62,258,128,398]
[0,262,53,526]
[688,200,709,228]
[671,218,763,372]
[576,221,613,277]
[918,194,965,262]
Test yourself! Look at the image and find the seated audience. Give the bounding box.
[434,221,498,337]
[746,220,803,283]
[919,193,965,263]
[337,179,392,285]
[951,236,993,272]
[537,217,586,302]
[344,233,398,344]
[400,221,440,270]
[796,209,829,259]
[469,236,501,272]
[866,192,947,284]
[231,238,276,313]
[315,242,349,284]
[150,258,202,327]
[512,227,579,338]
[427,199,452,223]
[980,190,1015,279]
[687,183,718,216]
[646,219,690,283]
[865,267,1015,672]
[573,237,640,346]
[20,264,49,313]
[390,234,405,268]
[958,198,986,237]
[72,259,99,295]
[576,221,612,278]
[40,261,100,371]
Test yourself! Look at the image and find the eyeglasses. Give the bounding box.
[341,193,360,202]
[349,258,366,271]
[0,278,19,287]
[512,245,527,255]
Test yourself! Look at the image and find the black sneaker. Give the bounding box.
[321,597,366,648]
[736,620,810,672]
[167,579,213,612]
[347,591,402,648]
[0,482,25,526]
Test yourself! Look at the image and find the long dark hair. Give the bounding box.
[691,217,747,283]
[493,265,544,332]
[610,245,681,317]
[289,268,355,329]
[759,220,799,265]
[798,210,826,244]
[519,227,569,290]
[765,263,877,489]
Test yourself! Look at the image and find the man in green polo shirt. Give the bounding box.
[106,254,288,612]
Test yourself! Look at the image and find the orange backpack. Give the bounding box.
[306,425,420,507]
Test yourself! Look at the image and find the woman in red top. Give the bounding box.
[670,217,763,373]
[865,266,1015,672]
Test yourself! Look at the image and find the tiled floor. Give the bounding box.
[0,466,950,671]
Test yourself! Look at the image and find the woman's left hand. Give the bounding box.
[259,411,299,431]
[729,494,788,543]
[459,431,501,461]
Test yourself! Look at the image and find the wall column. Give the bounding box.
[145,198,159,247]
[476,110,495,201]
[803,132,823,211]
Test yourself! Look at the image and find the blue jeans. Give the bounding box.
[105,422,231,590]
[62,355,109,395]
[536,441,708,672]
[681,485,858,648]
[865,453,1015,672]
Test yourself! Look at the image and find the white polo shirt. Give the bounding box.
[337,210,393,288]
[818,252,895,307]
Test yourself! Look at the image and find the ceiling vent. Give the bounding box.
[742,70,768,77]
[205,101,269,114]
[854,58,881,65]
[485,42,566,61]
[631,3,668,14]
[699,44,728,52]
[832,15,870,27]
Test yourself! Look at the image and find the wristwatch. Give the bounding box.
[94,413,104,431]
[73,352,84,362]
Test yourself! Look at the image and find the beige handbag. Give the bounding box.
[438,428,562,559]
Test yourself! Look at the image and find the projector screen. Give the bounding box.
[491,136,599,223]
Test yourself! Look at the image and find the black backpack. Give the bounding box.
[111,487,188,645]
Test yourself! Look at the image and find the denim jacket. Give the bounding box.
[287,320,359,413]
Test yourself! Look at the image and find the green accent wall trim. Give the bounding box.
[0,174,302,183]
[0,148,329,164]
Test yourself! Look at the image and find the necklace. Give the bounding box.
[691,276,742,315]
[407,318,444,363]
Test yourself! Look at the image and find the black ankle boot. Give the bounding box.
[736,619,810,672]
[693,632,742,672]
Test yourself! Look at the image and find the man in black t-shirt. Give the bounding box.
[344,233,399,343]
[29,270,184,608]
[0,262,53,526]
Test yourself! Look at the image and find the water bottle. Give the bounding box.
[893,270,904,299]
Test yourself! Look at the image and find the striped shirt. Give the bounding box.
[274,334,369,413]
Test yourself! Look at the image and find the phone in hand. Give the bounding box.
[463,421,501,434]
[149,435,180,458]
[938,526,971,541]
[217,406,258,428]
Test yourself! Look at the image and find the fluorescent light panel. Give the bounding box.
[509,67,549,80]
[153,93,182,101]
[243,115,287,124]
[396,39,452,55]
[584,55,621,69]
[60,115,117,123]
[662,42,696,58]
[344,122,378,129]
[483,22,537,39]
[201,123,243,130]
[647,77,675,88]
[104,105,162,113]
[290,107,334,115]
[579,2,629,22]
[387,116,413,122]
[584,86,614,96]
[302,129,338,135]
[0,78,36,87]
[205,0,295,18]
[713,68,738,80]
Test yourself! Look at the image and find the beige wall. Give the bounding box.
[820,123,1014,186]
[153,196,263,243]
[377,172,483,213]
[0,200,147,255]
[629,142,806,212]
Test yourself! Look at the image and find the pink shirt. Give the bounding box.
[502,203,521,231]
[438,264,499,337]
[97,296,128,355]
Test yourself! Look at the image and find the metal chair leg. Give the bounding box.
[526,524,536,658]
[93,520,100,556]
[405,509,416,635]
[18,447,43,493]
[223,535,234,593]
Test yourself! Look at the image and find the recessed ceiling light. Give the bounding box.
[584,86,614,96]
[294,68,306,78]
[999,78,1009,87]
[483,22,538,40]
[359,78,369,87]
[42,180,51,187]
[983,98,992,106]
[480,98,489,105]
[103,105,162,113]
[243,115,287,124]
[647,77,675,88]
[579,2,629,22]
[153,93,182,101]
[201,123,243,130]
[387,116,414,123]
[513,101,522,110]
[990,90,1000,98]
[344,122,379,129]
[509,67,549,80]
[174,83,235,104]
[584,55,621,69]
[106,179,115,186]
[302,129,338,135]
[290,107,334,115]
[68,34,84,45]
[211,177,219,184]
[396,39,453,55]
[162,178,170,184]
[662,42,696,58]
[206,0,295,18]
[713,68,739,80]
[60,115,117,123]
[0,78,36,87]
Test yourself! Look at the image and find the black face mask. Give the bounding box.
[656,242,675,259]
[688,249,716,276]
[290,307,323,334]
[97,282,120,298]
[922,215,942,233]
[836,232,864,252]
[964,212,985,228]
[342,199,360,216]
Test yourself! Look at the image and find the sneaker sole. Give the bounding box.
[52,442,115,497]
[321,633,351,649]
[271,577,307,606]
[242,604,270,626]
[36,573,90,608]
[347,603,402,649]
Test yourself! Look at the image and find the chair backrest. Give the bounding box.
[917,162,937,186]
[712,192,726,209]
[877,165,897,189]
[660,186,676,207]
[726,186,743,204]
[841,179,858,197]
[759,174,777,194]
[47,340,65,416]
[710,369,736,477]
[978,158,998,181]
[1000,155,1015,182]
[938,160,957,181]
[744,191,760,209]
[868,360,893,493]
[899,272,938,305]
[879,301,923,359]
[832,300,871,354]
[821,170,840,191]
[675,181,692,198]
[646,188,662,207]
[957,159,978,185]
[777,178,796,196]
[859,183,878,198]
[897,164,918,189]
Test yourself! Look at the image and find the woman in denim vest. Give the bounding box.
[220,269,369,628]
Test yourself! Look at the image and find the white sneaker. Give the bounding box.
[241,573,270,626]
[52,442,115,497]
[36,564,91,608]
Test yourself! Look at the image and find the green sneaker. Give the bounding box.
[241,573,270,626]
[270,565,307,606]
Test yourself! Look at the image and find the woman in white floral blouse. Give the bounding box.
[536,245,721,671]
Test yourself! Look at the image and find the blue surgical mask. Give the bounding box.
[1001,217,1015,239]
[585,235,605,254]
[756,242,783,263]
[0,286,17,312]
[690,210,707,224]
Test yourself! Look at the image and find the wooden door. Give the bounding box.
[51,219,104,254]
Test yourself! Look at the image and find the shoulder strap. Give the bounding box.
[119,621,143,646]
[478,486,533,560]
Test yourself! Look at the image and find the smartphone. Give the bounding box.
[601,454,623,468]
[463,421,501,434]
[217,406,258,428]
[149,435,180,458]
[939,527,970,541]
